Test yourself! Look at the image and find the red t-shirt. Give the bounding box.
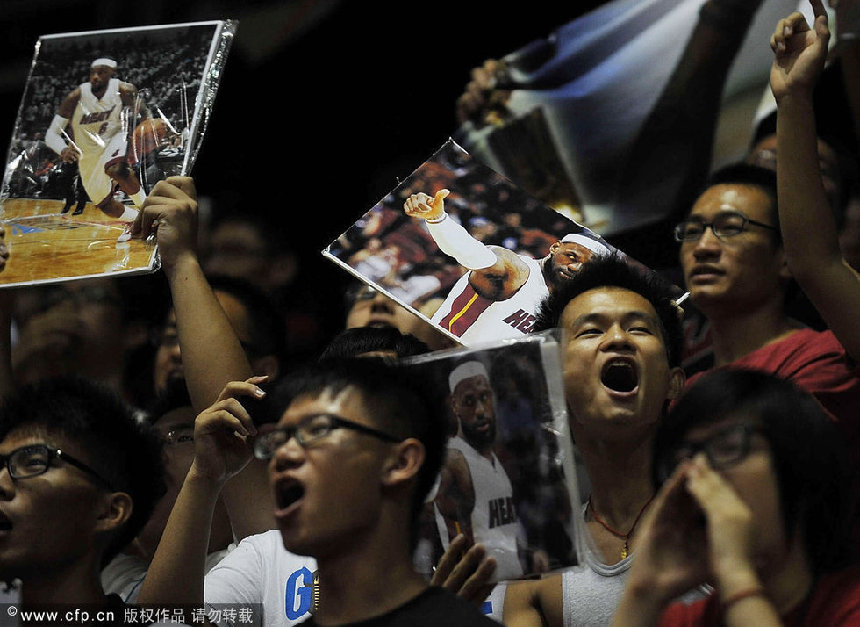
[682,328,860,550]
[684,329,860,443]
[659,566,860,626]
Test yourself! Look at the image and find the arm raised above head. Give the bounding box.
[133,178,275,539]
[135,177,254,407]
[138,378,262,606]
[772,0,860,361]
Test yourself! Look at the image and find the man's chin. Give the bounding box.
[465,430,496,449]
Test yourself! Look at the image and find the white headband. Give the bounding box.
[91,58,117,69]
[448,361,489,394]
[561,233,611,256]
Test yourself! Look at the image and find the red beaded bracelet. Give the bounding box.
[722,586,766,611]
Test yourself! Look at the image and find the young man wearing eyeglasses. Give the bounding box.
[0,375,166,614]
[140,360,501,625]
[675,162,860,427]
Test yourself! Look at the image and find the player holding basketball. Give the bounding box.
[44,57,147,228]
[404,189,614,345]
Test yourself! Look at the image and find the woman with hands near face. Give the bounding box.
[612,369,860,626]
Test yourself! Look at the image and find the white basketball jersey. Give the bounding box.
[446,436,524,580]
[71,78,125,162]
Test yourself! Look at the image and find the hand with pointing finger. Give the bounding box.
[770,0,831,103]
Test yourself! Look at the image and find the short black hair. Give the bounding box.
[0,375,167,567]
[269,357,446,546]
[534,254,684,369]
[142,378,193,424]
[653,369,855,575]
[702,162,781,245]
[319,327,429,361]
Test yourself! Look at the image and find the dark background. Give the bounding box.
[0,1,608,252]
[0,1,614,348]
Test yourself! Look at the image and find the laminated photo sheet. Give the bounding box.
[323,138,619,349]
[0,20,236,287]
[403,329,585,583]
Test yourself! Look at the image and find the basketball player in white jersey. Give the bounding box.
[435,360,528,582]
[404,189,613,346]
[45,58,147,230]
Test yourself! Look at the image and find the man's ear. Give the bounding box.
[381,439,425,488]
[666,367,686,402]
[95,491,134,534]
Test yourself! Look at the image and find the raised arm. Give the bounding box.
[134,178,274,539]
[134,177,253,409]
[403,189,530,300]
[138,378,263,605]
[771,0,860,361]
[614,0,766,248]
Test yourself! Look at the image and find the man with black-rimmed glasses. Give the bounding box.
[0,374,166,616]
[675,161,860,427]
[139,359,501,626]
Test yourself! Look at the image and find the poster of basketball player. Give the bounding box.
[324,139,626,348]
[0,20,235,287]
[404,329,583,583]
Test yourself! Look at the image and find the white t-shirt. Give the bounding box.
[101,545,236,603]
[204,530,317,627]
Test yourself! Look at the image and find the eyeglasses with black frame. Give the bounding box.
[253,413,403,460]
[0,443,116,490]
[163,426,194,446]
[674,210,778,242]
[657,422,764,484]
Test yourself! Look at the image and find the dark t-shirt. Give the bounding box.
[298,586,501,626]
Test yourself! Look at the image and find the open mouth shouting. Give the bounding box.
[274,478,305,521]
[600,358,639,396]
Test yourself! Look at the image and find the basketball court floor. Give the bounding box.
[0,197,157,286]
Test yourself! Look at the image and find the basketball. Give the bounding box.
[132,118,170,158]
